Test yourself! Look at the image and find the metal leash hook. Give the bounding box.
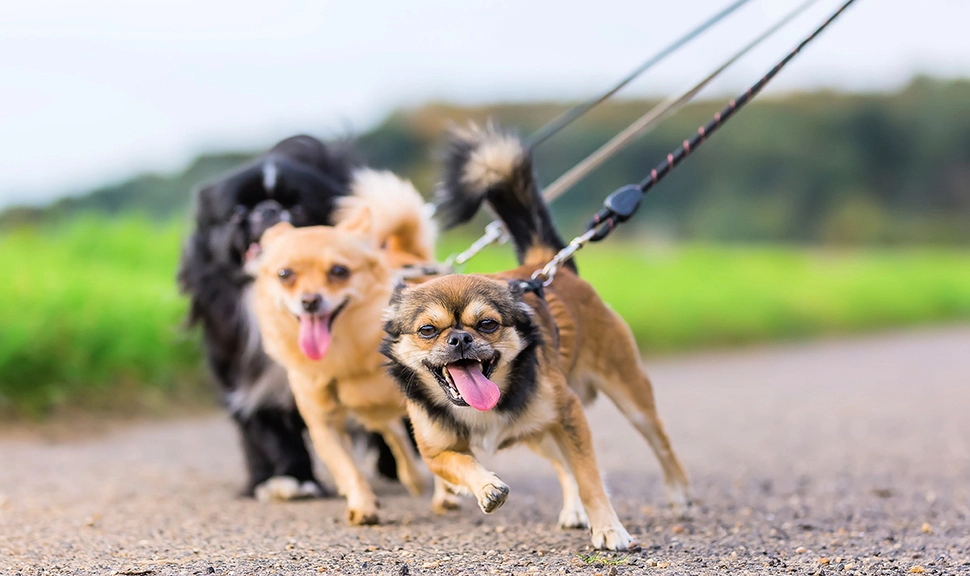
[398,262,456,280]
[446,221,509,268]
[533,186,642,284]
[531,228,597,286]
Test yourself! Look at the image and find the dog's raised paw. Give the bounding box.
[477,482,510,514]
[558,507,589,530]
[591,524,634,551]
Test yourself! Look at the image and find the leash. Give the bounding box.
[540,0,820,205]
[449,0,819,268]
[397,263,455,280]
[530,0,859,286]
[526,0,753,149]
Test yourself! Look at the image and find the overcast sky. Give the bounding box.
[1,0,969,207]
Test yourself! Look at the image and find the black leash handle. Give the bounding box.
[584,0,859,243]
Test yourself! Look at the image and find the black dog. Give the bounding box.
[178,135,398,499]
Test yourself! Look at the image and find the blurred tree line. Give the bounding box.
[3,76,968,245]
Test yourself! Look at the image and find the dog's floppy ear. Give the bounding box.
[382,279,411,334]
[507,279,527,300]
[388,279,410,306]
[260,221,294,246]
[336,205,373,237]
[505,279,536,327]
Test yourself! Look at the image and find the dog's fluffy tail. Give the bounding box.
[436,123,572,271]
[336,169,436,263]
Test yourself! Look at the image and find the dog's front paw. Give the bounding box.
[254,476,325,502]
[558,507,589,530]
[591,523,634,551]
[346,494,380,525]
[346,505,379,525]
[476,481,510,514]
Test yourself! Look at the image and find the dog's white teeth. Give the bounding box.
[439,367,462,401]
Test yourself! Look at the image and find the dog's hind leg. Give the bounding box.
[527,435,588,530]
[588,314,690,511]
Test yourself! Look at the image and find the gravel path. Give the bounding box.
[2,327,968,575]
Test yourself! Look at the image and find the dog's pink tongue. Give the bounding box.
[446,363,500,411]
[298,315,330,361]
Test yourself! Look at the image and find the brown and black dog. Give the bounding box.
[381,125,689,550]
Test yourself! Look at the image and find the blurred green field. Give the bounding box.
[0,218,203,418]
[2,218,970,418]
[457,240,970,350]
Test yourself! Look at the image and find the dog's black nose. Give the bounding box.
[301,294,322,314]
[447,331,473,348]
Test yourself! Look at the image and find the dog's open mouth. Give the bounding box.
[297,298,349,361]
[427,354,500,411]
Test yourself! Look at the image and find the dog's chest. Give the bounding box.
[460,410,547,454]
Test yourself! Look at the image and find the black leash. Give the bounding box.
[526,0,753,149]
[449,0,814,267]
[532,0,859,284]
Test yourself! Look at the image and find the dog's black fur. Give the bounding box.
[435,129,575,273]
[178,135,398,496]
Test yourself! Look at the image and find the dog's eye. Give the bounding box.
[417,325,439,339]
[477,318,499,333]
[329,264,350,281]
[278,268,294,282]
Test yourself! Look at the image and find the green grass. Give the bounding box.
[448,237,970,351]
[0,218,203,418]
[2,218,969,418]
[575,551,629,566]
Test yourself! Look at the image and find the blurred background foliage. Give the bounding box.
[4,77,969,245]
[2,77,969,419]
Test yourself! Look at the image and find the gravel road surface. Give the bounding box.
[2,327,968,575]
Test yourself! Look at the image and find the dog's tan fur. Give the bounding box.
[249,171,452,524]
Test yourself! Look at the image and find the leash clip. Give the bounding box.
[398,263,454,280]
[446,221,509,267]
[586,185,643,242]
[531,228,596,286]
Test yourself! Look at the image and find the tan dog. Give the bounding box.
[249,169,448,524]
[381,126,689,550]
